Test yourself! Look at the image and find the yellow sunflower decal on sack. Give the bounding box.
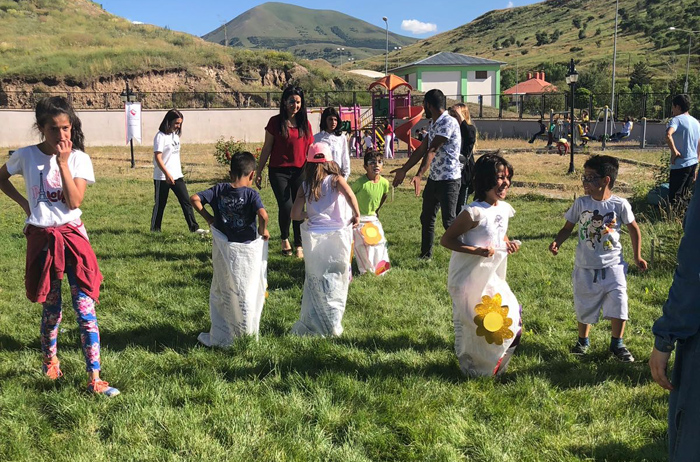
[473,294,514,345]
[360,222,382,246]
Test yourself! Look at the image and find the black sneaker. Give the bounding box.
[571,342,589,355]
[610,346,635,362]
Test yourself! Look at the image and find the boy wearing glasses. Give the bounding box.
[549,155,647,362]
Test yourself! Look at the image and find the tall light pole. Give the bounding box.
[393,46,402,68]
[382,16,388,75]
[336,47,345,67]
[669,27,699,94]
[609,0,619,139]
[565,59,579,175]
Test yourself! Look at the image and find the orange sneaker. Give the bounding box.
[87,379,120,397]
[42,357,63,380]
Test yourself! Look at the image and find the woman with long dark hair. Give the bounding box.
[314,106,350,179]
[255,86,313,258]
[449,103,477,216]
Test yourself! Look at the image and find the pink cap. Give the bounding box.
[306,142,332,163]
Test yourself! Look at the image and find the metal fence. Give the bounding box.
[2,90,697,121]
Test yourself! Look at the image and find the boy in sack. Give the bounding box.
[351,150,391,275]
[550,155,647,361]
[190,152,269,346]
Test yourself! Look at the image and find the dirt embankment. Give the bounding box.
[0,64,308,109]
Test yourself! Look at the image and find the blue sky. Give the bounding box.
[98,0,541,38]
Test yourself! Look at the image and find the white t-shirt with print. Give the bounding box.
[153,131,183,181]
[5,145,95,227]
[459,201,515,249]
[313,131,351,179]
[427,111,462,181]
[564,195,634,269]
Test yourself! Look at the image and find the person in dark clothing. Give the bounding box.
[449,103,477,216]
[529,119,546,144]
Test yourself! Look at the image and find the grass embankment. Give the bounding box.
[0,143,679,460]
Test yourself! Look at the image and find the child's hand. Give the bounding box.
[55,139,73,164]
[635,257,648,271]
[261,229,270,241]
[351,216,360,228]
[477,247,495,257]
[506,240,521,254]
[549,241,560,255]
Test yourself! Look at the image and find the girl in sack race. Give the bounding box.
[440,154,522,377]
[290,142,361,337]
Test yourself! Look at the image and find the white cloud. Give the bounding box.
[507,1,514,8]
[401,19,437,35]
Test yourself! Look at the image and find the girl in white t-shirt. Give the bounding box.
[0,96,119,396]
[151,109,206,234]
[440,154,522,377]
[289,143,360,336]
[313,107,351,179]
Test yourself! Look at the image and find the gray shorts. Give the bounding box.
[573,263,629,324]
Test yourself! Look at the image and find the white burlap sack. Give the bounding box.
[448,249,521,377]
[291,223,353,337]
[353,216,391,276]
[198,227,268,347]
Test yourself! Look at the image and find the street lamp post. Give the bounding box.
[120,80,136,168]
[336,47,345,67]
[669,27,699,94]
[393,46,402,69]
[565,59,579,174]
[382,16,388,75]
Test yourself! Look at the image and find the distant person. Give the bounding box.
[610,116,633,141]
[362,130,374,153]
[529,119,546,144]
[391,89,462,259]
[547,116,558,147]
[0,96,119,396]
[384,122,394,159]
[649,168,700,461]
[314,107,350,179]
[549,155,647,362]
[255,86,313,258]
[190,151,269,347]
[151,109,206,234]
[665,94,700,206]
[449,103,477,215]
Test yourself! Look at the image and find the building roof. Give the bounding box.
[348,69,385,79]
[503,75,558,95]
[390,52,505,73]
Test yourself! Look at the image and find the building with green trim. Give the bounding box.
[390,52,505,108]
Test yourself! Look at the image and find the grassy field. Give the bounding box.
[0,142,682,461]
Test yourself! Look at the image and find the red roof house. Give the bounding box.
[503,71,557,95]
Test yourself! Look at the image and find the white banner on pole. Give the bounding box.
[125,102,142,144]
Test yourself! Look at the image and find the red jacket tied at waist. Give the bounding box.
[24,223,103,304]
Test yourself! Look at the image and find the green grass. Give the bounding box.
[0,146,680,461]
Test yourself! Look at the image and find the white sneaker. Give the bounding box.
[194,228,209,235]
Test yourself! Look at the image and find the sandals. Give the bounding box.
[281,240,293,256]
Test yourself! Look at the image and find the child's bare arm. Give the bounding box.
[550,221,576,255]
[257,208,269,240]
[337,176,361,226]
[440,210,493,257]
[626,220,647,270]
[189,194,214,226]
[376,193,388,214]
[290,188,307,221]
[0,164,30,216]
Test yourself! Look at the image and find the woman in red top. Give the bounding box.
[255,86,313,258]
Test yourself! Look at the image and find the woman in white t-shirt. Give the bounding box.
[151,109,205,234]
[0,96,119,396]
[313,107,350,179]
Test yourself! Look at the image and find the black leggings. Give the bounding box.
[268,166,304,248]
[151,178,200,232]
[669,164,697,206]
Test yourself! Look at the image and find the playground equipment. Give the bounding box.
[368,75,424,157]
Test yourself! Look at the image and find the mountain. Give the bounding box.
[0,0,373,106]
[359,0,699,91]
[202,2,418,62]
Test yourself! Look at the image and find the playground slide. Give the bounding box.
[394,106,424,151]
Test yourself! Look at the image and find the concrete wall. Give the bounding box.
[466,71,496,107]
[1,108,669,148]
[0,109,322,148]
[420,71,461,98]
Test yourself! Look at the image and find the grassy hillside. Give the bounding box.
[0,0,371,95]
[359,0,698,92]
[202,2,417,62]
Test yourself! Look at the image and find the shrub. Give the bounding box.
[213,137,262,167]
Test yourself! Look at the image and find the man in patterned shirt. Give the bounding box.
[392,89,462,259]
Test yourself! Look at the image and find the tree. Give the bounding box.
[628,62,653,89]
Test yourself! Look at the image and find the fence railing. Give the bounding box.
[2,90,697,121]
